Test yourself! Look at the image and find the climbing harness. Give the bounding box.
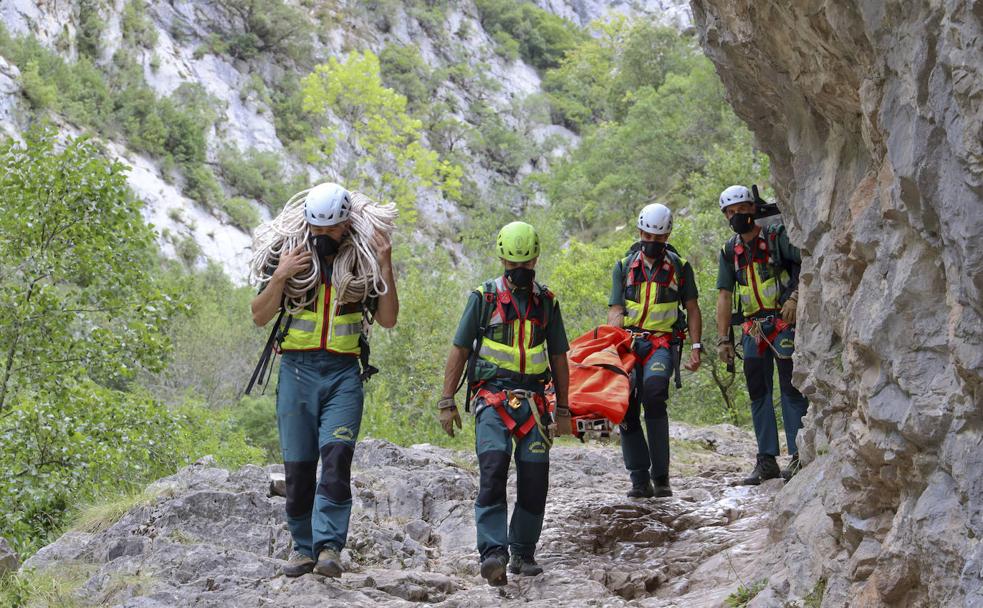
[742,316,792,359]
[475,388,553,448]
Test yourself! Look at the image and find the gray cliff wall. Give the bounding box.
[691,1,982,606]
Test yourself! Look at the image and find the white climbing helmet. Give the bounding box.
[304,182,352,226]
[719,185,754,211]
[637,203,673,235]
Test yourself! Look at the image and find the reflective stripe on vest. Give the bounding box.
[476,277,550,376]
[280,280,362,354]
[621,252,681,333]
[733,240,788,316]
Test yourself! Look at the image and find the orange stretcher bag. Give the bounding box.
[566,325,637,425]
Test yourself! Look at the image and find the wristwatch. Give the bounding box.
[691,342,703,351]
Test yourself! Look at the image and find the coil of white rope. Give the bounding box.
[250,189,398,315]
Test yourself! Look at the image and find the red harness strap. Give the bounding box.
[632,332,675,365]
[476,388,547,439]
[742,317,790,355]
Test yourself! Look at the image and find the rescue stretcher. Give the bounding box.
[547,325,641,441]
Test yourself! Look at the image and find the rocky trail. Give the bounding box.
[21,423,790,607]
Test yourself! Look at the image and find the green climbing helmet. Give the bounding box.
[496,221,540,262]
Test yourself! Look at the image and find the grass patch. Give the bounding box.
[0,563,97,608]
[726,579,767,607]
[70,489,163,535]
[801,578,826,608]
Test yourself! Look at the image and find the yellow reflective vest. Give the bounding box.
[619,250,686,334]
[725,233,790,317]
[475,277,552,377]
[280,274,363,354]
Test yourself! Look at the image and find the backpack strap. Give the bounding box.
[461,280,498,412]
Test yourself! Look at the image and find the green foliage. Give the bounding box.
[220,196,262,230]
[802,578,826,608]
[545,34,743,232]
[270,73,322,158]
[364,243,477,450]
[467,101,532,178]
[121,0,158,49]
[217,145,306,211]
[0,562,94,608]
[379,44,435,111]
[182,164,223,209]
[0,126,178,404]
[302,50,463,221]
[231,395,281,462]
[726,580,767,607]
[543,18,699,131]
[1,26,220,208]
[77,0,106,60]
[475,0,585,71]
[213,0,313,63]
[140,264,268,410]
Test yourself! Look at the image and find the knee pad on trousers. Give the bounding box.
[476,450,510,507]
[284,461,317,517]
[317,443,355,503]
[515,461,549,515]
[744,357,769,400]
[776,359,804,399]
[641,376,669,420]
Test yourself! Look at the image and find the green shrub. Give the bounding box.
[475,0,584,71]
[121,0,158,49]
[220,196,262,230]
[77,0,105,59]
[175,233,203,266]
[18,60,58,109]
[217,146,304,211]
[183,164,223,208]
[379,44,435,109]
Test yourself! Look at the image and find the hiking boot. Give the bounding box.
[782,453,801,481]
[313,547,343,578]
[480,551,508,587]
[741,454,781,485]
[508,554,544,576]
[282,551,315,577]
[652,475,673,498]
[627,480,655,498]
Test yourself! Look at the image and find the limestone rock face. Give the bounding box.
[691,1,982,605]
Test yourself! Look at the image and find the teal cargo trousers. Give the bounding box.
[277,350,363,558]
[474,392,550,561]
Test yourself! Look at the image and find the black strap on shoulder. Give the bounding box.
[459,281,497,412]
[244,310,288,396]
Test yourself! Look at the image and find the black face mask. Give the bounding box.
[640,240,666,259]
[311,234,341,258]
[505,267,535,289]
[729,212,756,234]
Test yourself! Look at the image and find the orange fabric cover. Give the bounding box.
[566,326,636,424]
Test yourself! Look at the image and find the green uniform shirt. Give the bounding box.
[608,254,699,307]
[716,223,801,291]
[453,287,570,357]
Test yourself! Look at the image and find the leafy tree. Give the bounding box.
[474,0,585,71]
[0,126,180,410]
[213,0,312,63]
[301,51,463,221]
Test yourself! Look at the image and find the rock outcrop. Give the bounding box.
[0,536,18,577]
[691,1,982,606]
[22,428,785,607]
